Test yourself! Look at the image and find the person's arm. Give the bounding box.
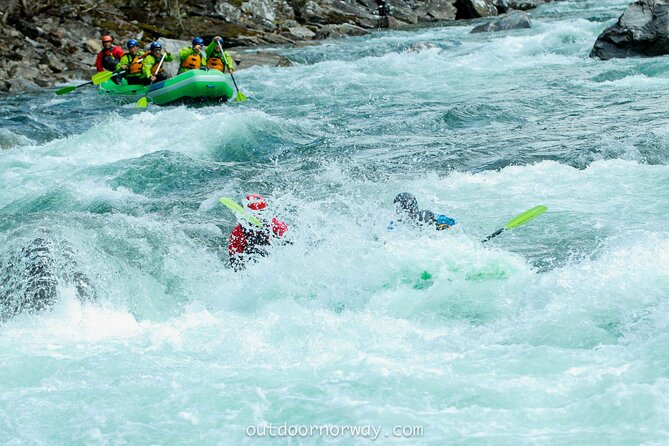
[223,51,236,72]
[205,40,216,58]
[271,218,288,238]
[141,54,154,78]
[115,55,128,71]
[112,46,125,60]
[228,224,247,270]
[179,47,192,61]
[163,51,174,62]
[95,52,104,72]
[228,225,247,255]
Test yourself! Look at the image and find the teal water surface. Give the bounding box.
[2,0,669,444]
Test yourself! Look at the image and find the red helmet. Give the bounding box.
[245,193,267,211]
[101,35,113,43]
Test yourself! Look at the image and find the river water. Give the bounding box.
[2,0,669,443]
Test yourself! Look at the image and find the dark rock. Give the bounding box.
[377,15,407,29]
[293,0,379,27]
[492,0,510,13]
[508,0,546,10]
[385,0,420,24]
[0,238,96,321]
[415,0,458,21]
[228,50,294,68]
[41,53,67,72]
[591,0,669,60]
[470,11,531,33]
[405,41,440,52]
[285,25,317,39]
[455,0,498,18]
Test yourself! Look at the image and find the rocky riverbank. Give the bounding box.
[0,0,557,92]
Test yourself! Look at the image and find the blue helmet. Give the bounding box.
[192,37,205,46]
[150,41,162,51]
[126,39,140,49]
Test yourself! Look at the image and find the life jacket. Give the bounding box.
[101,47,120,72]
[128,52,145,75]
[180,53,202,70]
[206,56,225,72]
[150,56,165,75]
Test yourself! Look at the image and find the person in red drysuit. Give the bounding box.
[228,194,288,270]
[95,34,125,72]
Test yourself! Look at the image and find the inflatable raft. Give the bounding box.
[98,69,236,105]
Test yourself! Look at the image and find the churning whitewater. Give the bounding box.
[2,0,669,444]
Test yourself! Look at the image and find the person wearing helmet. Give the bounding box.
[141,41,174,84]
[228,194,289,271]
[178,37,207,74]
[95,34,125,72]
[204,36,236,73]
[388,192,456,231]
[115,39,145,85]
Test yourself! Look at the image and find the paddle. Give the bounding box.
[136,53,166,108]
[55,83,90,95]
[219,197,262,227]
[92,70,124,85]
[55,70,124,95]
[482,205,547,243]
[218,40,246,102]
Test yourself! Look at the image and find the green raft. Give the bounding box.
[98,69,236,105]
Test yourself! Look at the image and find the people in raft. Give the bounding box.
[95,34,125,73]
[205,36,237,73]
[388,192,456,231]
[141,41,173,84]
[228,194,289,271]
[115,39,145,85]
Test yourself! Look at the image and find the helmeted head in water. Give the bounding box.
[394,192,419,222]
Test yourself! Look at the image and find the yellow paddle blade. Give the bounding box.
[136,96,148,108]
[219,197,262,227]
[92,71,114,85]
[235,91,247,102]
[504,205,548,229]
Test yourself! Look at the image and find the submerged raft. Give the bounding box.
[98,69,237,105]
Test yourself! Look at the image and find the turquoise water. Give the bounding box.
[3,0,669,443]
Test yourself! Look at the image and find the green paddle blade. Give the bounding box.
[136,96,148,108]
[504,205,548,229]
[55,85,77,95]
[92,71,115,85]
[235,91,247,102]
[219,197,262,227]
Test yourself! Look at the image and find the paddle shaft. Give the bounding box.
[218,41,241,92]
[137,53,166,107]
[481,228,504,243]
[150,53,167,86]
[480,205,548,243]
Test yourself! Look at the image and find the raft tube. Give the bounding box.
[98,69,236,105]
